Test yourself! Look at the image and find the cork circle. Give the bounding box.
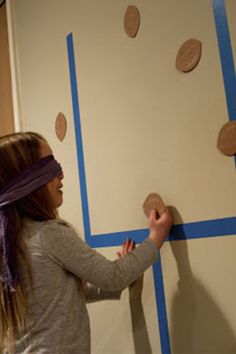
[143,193,166,218]
[124,5,140,38]
[176,39,202,72]
[217,121,236,156]
[55,112,67,142]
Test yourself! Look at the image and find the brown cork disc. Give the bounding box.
[143,193,166,218]
[55,112,67,142]
[176,39,202,72]
[124,5,140,38]
[217,121,236,156]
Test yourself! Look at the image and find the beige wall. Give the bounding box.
[9,0,236,353]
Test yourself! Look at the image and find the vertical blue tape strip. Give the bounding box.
[153,256,171,354]
[212,0,236,121]
[66,33,91,243]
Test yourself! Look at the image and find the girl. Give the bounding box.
[0,132,172,354]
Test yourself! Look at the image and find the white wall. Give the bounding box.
[9,0,236,352]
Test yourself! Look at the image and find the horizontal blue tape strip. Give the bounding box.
[88,228,149,248]
[168,215,236,241]
[88,216,236,248]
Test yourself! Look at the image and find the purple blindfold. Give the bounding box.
[0,155,63,291]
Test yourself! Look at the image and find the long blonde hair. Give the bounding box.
[0,132,57,353]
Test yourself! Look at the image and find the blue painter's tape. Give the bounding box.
[88,216,236,248]
[87,217,236,247]
[153,256,171,354]
[89,228,149,248]
[212,0,236,121]
[168,215,236,242]
[66,33,91,242]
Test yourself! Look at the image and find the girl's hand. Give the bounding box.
[117,239,135,258]
[148,208,173,249]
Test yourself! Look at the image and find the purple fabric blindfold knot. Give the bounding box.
[0,155,62,291]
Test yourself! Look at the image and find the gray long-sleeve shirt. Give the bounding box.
[12,218,158,354]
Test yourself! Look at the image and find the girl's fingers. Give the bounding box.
[124,239,129,254]
[128,240,135,252]
[118,239,135,258]
[149,209,158,224]
[156,208,173,226]
[128,240,133,252]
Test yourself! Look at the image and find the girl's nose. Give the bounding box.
[59,172,64,180]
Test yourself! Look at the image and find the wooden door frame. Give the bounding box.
[0,0,15,136]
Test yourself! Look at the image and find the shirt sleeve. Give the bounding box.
[84,283,122,302]
[39,219,158,291]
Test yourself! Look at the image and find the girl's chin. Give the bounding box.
[54,193,63,208]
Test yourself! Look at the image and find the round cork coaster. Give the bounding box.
[176,39,202,72]
[55,112,67,142]
[217,121,236,156]
[143,193,166,218]
[124,5,140,38]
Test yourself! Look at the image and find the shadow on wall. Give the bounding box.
[129,276,152,354]
[169,208,236,354]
